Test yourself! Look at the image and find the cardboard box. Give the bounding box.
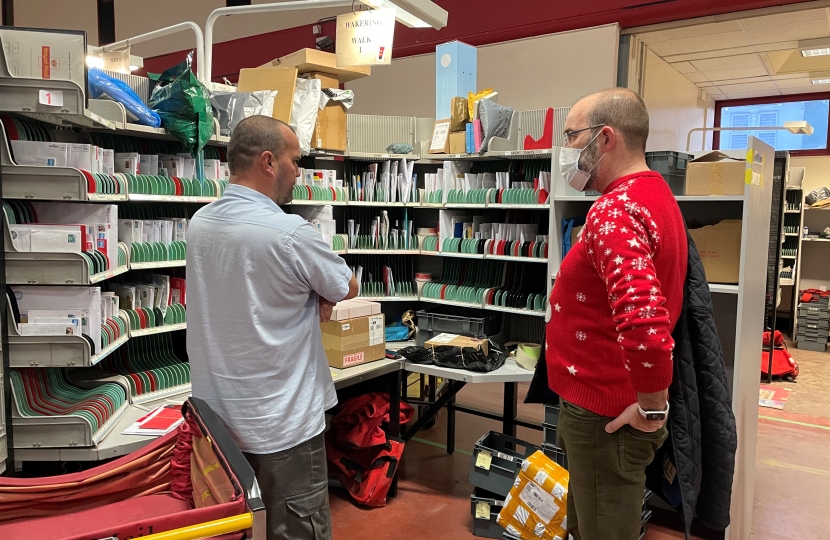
[688,220,742,284]
[261,49,370,83]
[306,71,340,88]
[686,152,746,196]
[312,100,347,152]
[237,67,298,124]
[429,119,452,154]
[330,299,381,321]
[449,131,466,154]
[450,96,469,132]
[425,333,489,356]
[322,313,386,369]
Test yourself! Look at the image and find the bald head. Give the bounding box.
[228,115,294,175]
[227,115,301,205]
[576,88,650,152]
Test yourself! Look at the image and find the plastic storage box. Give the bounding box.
[645,151,693,196]
[470,488,506,539]
[417,310,499,345]
[469,431,539,497]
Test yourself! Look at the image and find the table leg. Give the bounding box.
[401,380,466,442]
[447,393,456,455]
[388,369,403,498]
[503,382,518,438]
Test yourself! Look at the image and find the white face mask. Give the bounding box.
[559,130,604,192]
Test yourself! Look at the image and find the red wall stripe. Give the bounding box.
[141,0,814,82]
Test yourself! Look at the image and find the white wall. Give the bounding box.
[346,24,620,118]
[114,0,345,60]
[642,49,714,152]
[790,156,830,193]
[14,0,99,45]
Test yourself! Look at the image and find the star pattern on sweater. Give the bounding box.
[549,175,678,403]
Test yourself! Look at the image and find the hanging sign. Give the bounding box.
[336,8,396,67]
[102,46,131,74]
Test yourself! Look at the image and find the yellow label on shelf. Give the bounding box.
[475,501,491,519]
[476,450,493,470]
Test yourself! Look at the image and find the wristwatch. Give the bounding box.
[638,402,669,422]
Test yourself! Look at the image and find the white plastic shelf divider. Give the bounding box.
[419,297,484,309]
[130,260,186,270]
[129,194,218,203]
[484,305,546,317]
[708,284,740,294]
[358,296,419,302]
[130,323,187,338]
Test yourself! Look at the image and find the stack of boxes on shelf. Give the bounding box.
[796,292,830,352]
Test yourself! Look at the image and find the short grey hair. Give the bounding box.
[587,88,650,152]
[227,116,293,174]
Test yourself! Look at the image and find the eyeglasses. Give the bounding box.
[563,124,606,144]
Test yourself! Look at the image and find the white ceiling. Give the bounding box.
[633,6,830,100]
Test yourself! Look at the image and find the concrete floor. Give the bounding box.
[330,345,830,540]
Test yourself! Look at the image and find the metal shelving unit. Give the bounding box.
[0,72,203,464]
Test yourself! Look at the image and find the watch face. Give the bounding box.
[646,412,666,422]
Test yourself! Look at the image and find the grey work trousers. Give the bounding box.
[244,432,332,540]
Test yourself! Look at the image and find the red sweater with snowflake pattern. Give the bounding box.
[546,171,687,417]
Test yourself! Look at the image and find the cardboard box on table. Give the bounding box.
[685,151,747,196]
[322,300,385,368]
[688,220,742,284]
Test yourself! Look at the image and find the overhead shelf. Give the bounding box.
[709,284,740,294]
[358,296,419,302]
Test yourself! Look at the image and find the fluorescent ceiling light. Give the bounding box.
[784,121,814,135]
[359,0,448,29]
[810,70,830,85]
[799,38,830,57]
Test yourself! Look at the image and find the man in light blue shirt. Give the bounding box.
[187,115,357,540]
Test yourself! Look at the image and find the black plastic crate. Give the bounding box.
[417,310,500,345]
[544,404,560,426]
[471,488,506,539]
[543,424,557,446]
[645,151,693,196]
[469,431,539,497]
[541,443,569,470]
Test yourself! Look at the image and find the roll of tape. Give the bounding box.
[417,227,438,235]
[515,342,542,371]
[415,272,433,281]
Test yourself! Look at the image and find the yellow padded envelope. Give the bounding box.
[497,450,569,540]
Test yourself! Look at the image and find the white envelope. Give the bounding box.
[13,286,101,353]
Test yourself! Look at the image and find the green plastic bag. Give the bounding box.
[148,51,213,158]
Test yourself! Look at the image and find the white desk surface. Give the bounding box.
[404,357,534,384]
[331,359,404,390]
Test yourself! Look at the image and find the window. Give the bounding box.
[731,133,748,148]
[717,97,829,153]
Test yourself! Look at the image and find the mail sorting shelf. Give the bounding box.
[0,110,224,462]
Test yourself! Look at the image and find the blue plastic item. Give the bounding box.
[385,321,411,342]
[88,68,161,127]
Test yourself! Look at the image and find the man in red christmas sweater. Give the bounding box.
[547,88,687,540]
